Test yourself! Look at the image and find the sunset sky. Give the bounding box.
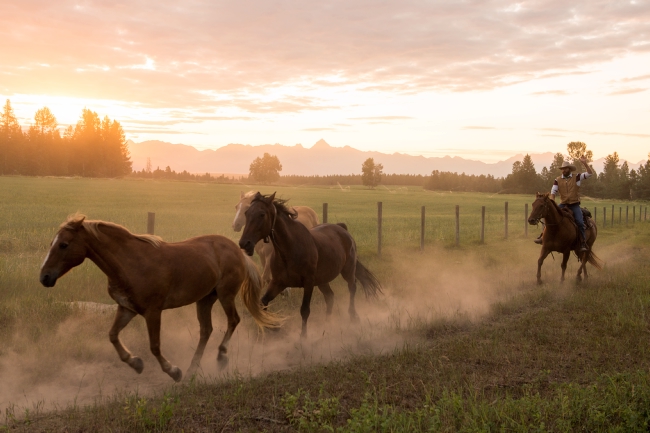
[1,0,649,163]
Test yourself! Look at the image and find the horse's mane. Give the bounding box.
[252,194,297,219]
[540,193,575,222]
[61,214,163,247]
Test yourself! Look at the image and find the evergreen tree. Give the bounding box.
[0,99,23,174]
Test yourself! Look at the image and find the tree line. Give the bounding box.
[0,99,131,177]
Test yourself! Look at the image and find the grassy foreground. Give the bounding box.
[1,176,649,431]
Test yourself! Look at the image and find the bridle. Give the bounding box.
[530,196,564,227]
[263,200,277,244]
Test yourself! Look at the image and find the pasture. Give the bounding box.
[1,176,649,431]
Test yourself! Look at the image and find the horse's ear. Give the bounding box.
[266,192,276,203]
[68,216,85,230]
[253,191,263,201]
[240,191,245,199]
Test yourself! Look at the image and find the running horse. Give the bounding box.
[528,193,603,284]
[232,190,320,286]
[39,215,282,382]
[238,193,382,337]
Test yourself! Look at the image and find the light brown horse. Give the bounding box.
[232,190,320,286]
[528,193,603,284]
[39,214,281,382]
[238,193,382,337]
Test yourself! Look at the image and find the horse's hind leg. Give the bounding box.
[317,283,334,320]
[300,284,315,338]
[341,271,360,322]
[216,291,240,369]
[187,290,218,376]
[109,306,143,374]
[144,309,182,382]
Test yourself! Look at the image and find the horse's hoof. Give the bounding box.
[129,357,144,374]
[217,355,229,370]
[537,279,543,286]
[168,366,182,382]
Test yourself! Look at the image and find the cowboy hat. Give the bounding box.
[559,161,576,172]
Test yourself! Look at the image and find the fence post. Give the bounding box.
[455,205,460,247]
[524,203,528,237]
[480,206,485,244]
[633,205,636,224]
[377,202,382,257]
[626,206,629,225]
[420,206,425,251]
[645,206,647,221]
[147,212,155,235]
[504,201,508,239]
[611,205,614,228]
[323,203,328,224]
[603,206,606,227]
[594,207,597,224]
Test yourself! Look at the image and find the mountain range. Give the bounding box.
[127,139,645,178]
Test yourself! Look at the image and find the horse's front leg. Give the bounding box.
[109,305,143,373]
[317,283,334,320]
[537,248,550,285]
[144,309,182,382]
[561,252,570,283]
[261,280,286,306]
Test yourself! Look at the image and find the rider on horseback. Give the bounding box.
[534,155,592,252]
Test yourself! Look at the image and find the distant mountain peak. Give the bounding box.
[311,139,331,149]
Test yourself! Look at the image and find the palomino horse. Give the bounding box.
[39,215,281,382]
[238,193,382,337]
[527,193,603,284]
[233,190,320,286]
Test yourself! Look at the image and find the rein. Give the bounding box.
[531,197,564,226]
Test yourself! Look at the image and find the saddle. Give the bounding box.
[581,207,593,230]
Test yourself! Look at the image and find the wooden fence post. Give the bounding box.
[323,203,328,224]
[420,206,425,251]
[147,212,155,235]
[603,206,606,227]
[611,205,614,228]
[504,201,508,239]
[481,206,485,244]
[455,205,460,247]
[645,206,647,221]
[619,207,622,225]
[594,207,597,224]
[524,203,528,237]
[633,205,636,224]
[377,202,382,257]
[626,206,629,225]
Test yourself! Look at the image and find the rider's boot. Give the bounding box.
[534,233,543,244]
[579,241,588,252]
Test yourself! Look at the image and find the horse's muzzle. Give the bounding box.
[40,272,57,287]
[527,218,538,225]
[239,239,255,256]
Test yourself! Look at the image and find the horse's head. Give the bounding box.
[528,192,550,225]
[232,191,257,232]
[238,192,276,256]
[40,216,89,287]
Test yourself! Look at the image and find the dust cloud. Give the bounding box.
[0,240,613,415]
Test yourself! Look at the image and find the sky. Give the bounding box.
[1,0,649,163]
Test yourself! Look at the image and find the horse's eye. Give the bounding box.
[259,212,265,218]
[59,242,69,249]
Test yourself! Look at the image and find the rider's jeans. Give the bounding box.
[559,203,585,243]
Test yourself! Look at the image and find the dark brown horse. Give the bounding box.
[238,193,382,337]
[39,214,281,382]
[528,193,603,284]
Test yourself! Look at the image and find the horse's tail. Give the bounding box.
[355,260,383,298]
[240,254,284,329]
[586,249,604,270]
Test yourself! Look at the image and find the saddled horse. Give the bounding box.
[233,190,320,286]
[528,193,603,284]
[238,192,382,337]
[39,214,282,382]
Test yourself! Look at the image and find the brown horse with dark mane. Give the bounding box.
[238,193,382,337]
[40,214,281,382]
[528,193,603,284]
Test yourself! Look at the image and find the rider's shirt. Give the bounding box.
[551,172,592,205]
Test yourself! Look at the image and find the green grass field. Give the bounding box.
[1,176,649,431]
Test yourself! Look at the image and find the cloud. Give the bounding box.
[607,87,648,95]
[618,74,650,83]
[1,0,650,114]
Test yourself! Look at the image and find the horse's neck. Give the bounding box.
[270,211,305,258]
[82,227,136,285]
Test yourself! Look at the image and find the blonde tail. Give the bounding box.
[240,254,284,329]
